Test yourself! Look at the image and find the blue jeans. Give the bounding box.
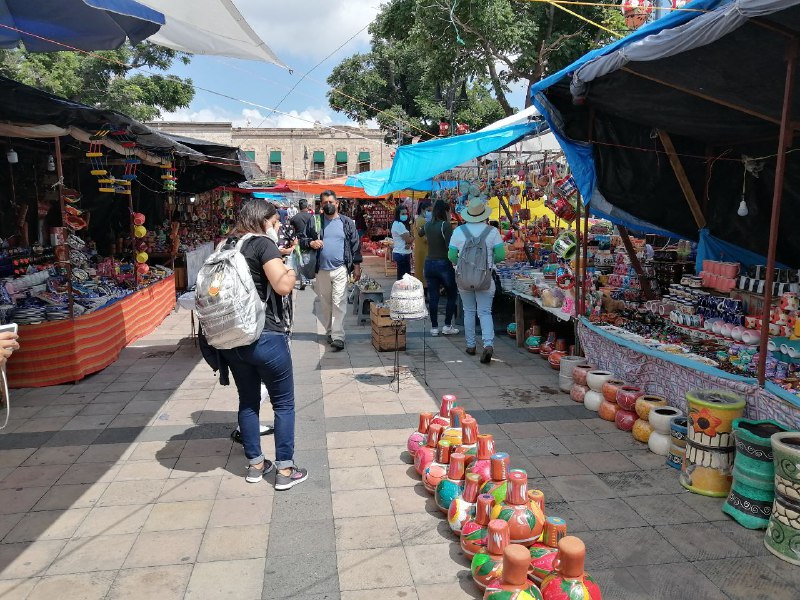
[459,280,496,349]
[394,252,411,280]
[221,330,295,469]
[424,258,457,328]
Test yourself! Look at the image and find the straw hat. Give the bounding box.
[459,197,492,223]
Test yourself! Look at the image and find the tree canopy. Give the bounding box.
[327,0,622,141]
[0,43,195,122]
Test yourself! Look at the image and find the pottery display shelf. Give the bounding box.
[508,290,572,348]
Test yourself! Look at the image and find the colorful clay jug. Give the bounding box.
[490,471,545,546]
[432,394,457,427]
[529,517,568,585]
[436,452,467,514]
[414,423,444,476]
[471,519,510,591]
[456,417,480,460]
[483,544,544,600]
[448,472,481,533]
[481,452,511,504]
[441,407,467,446]
[423,440,452,493]
[407,412,433,457]
[540,536,602,600]
[764,431,800,565]
[468,434,496,485]
[461,494,495,558]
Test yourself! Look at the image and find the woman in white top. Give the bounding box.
[391,205,413,280]
[449,198,505,364]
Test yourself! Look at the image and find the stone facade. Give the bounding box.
[148,122,392,180]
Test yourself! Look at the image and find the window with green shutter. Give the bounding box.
[269,150,282,177]
[358,151,370,173]
[244,150,256,161]
[311,150,325,180]
[312,151,325,163]
[358,151,370,162]
[269,150,282,163]
[335,151,348,163]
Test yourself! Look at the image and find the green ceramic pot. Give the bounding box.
[722,419,790,529]
[765,432,800,565]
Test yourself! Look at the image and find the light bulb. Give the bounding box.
[737,199,749,217]
[189,196,196,204]
[6,149,18,164]
[47,155,55,172]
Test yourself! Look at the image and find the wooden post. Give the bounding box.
[757,39,798,385]
[656,129,707,230]
[54,137,74,320]
[575,188,582,319]
[582,199,590,315]
[515,296,524,348]
[617,225,654,300]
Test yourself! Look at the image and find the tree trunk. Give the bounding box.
[486,60,514,116]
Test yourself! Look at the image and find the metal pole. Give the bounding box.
[582,200,590,314]
[757,39,798,385]
[54,137,75,320]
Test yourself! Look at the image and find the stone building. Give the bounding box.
[148,122,393,180]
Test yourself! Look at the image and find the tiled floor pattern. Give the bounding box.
[0,256,798,599]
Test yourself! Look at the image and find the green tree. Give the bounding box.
[0,43,194,121]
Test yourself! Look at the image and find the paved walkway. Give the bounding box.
[0,256,798,599]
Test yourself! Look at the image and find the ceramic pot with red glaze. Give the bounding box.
[467,434,495,484]
[548,351,565,370]
[601,379,626,403]
[616,386,644,411]
[615,409,637,432]
[436,452,467,514]
[570,385,589,404]
[423,440,452,493]
[456,416,480,461]
[407,412,433,457]
[572,364,595,387]
[480,452,511,505]
[529,516,568,585]
[461,493,495,558]
[441,407,467,446]
[483,544,544,600]
[540,536,602,600]
[449,472,482,534]
[490,471,545,546]
[414,423,444,476]
[471,519,510,591]
[431,394,457,427]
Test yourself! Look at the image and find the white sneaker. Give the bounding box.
[441,325,460,335]
[430,328,439,337]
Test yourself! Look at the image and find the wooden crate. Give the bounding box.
[370,303,395,328]
[173,266,188,291]
[372,329,406,351]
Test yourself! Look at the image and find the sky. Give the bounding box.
[157,0,529,129]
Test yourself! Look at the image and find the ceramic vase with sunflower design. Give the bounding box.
[680,389,746,497]
[764,431,800,565]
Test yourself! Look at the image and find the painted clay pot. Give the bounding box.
[571,364,595,387]
[456,416,480,461]
[483,544,544,600]
[560,356,587,381]
[680,389,746,497]
[555,338,568,352]
[467,434,495,485]
[586,370,613,393]
[490,471,545,546]
[529,516,568,585]
[423,440,452,493]
[601,379,626,403]
[635,394,667,420]
[431,394,457,427]
[616,386,644,411]
[436,452,467,514]
[665,416,688,470]
[570,384,589,404]
[648,406,683,456]
[414,423,444,476]
[540,536,602,600]
[615,409,637,432]
[449,472,482,534]
[583,390,603,412]
[723,419,790,529]
[598,399,619,422]
[471,519,510,591]
[407,412,433,457]
[507,323,518,337]
[481,452,511,505]
[764,432,800,565]
[441,407,467,446]
[632,418,654,443]
[461,493,495,558]
[548,351,565,371]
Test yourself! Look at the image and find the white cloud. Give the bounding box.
[157,105,360,129]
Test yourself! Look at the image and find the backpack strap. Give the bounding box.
[477,226,492,243]
[461,225,474,240]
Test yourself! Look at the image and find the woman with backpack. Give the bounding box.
[217,200,307,490]
[448,198,506,364]
[391,204,413,280]
[422,200,459,337]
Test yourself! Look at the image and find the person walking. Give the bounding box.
[217,199,307,490]
[423,200,459,337]
[312,190,362,351]
[413,200,430,291]
[391,205,413,280]
[449,198,506,364]
[290,198,317,290]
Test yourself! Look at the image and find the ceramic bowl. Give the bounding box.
[586,370,614,393]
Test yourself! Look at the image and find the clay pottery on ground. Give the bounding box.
[540,536,602,600]
[407,412,433,457]
[571,364,595,387]
[490,471,545,546]
[441,407,467,446]
[414,423,444,476]
[483,544,544,600]
[467,434,495,485]
[665,416,688,470]
[601,379,626,403]
[632,418,654,443]
[635,394,667,420]
[560,356,587,381]
[481,452,511,504]
[764,432,800,565]
[449,472,482,534]
[598,399,619,422]
[586,370,613,393]
[457,416,480,461]
[616,386,644,411]
[472,519,510,591]
[436,452,467,514]
[583,390,603,412]
[548,351,565,370]
[680,389,746,497]
[529,516,568,585]
[648,406,683,456]
[570,384,589,404]
[431,394,457,427]
[461,494,495,558]
[615,409,637,432]
[423,440,452,493]
[723,419,791,530]
[555,338,568,352]
[559,373,574,393]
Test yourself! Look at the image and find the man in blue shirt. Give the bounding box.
[311,190,362,351]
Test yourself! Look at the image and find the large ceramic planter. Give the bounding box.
[560,356,586,380]
[586,370,613,393]
[680,389,746,497]
[723,419,790,529]
[615,409,637,432]
[583,390,603,412]
[632,419,654,443]
[648,406,683,456]
[571,364,595,387]
[616,386,643,411]
[635,395,667,420]
[570,384,588,404]
[666,416,688,470]
[601,379,626,403]
[559,373,574,393]
[764,432,800,564]
[407,412,433,456]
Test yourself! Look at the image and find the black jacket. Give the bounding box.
[317,214,362,274]
[290,211,317,250]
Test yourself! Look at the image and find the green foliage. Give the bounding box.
[0,43,194,121]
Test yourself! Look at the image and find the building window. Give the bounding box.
[311,150,325,180]
[335,150,348,176]
[358,150,370,173]
[244,150,256,163]
[269,150,282,178]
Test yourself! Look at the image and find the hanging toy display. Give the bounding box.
[111,128,140,185]
[553,231,577,260]
[620,0,654,30]
[556,266,576,290]
[86,126,115,193]
[161,159,178,192]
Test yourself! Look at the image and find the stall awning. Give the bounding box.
[312,151,325,163]
[358,151,370,162]
[278,178,388,199]
[269,151,282,163]
[335,151,348,163]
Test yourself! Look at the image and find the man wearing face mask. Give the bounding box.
[311,190,362,351]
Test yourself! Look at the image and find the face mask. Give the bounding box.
[400,215,408,222]
[264,226,279,244]
[425,211,432,222]
[323,203,336,216]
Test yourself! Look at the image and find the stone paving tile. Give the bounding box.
[656,522,750,561]
[332,488,393,518]
[548,474,617,501]
[338,547,414,591]
[186,558,266,599]
[577,451,641,474]
[530,454,592,477]
[388,485,439,515]
[197,524,269,562]
[4,508,89,543]
[631,562,728,600]
[268,518,335,556]
[342,587,419,600]
[48,534,135,575]
[123,529,203,567]
[335,515,401,550]
[107,564,193,600]
[569,498,648,531]
[26,571,116,600]
[623,493,706,525]
[695,557,798,600]
[142,500,212,532]
[404,542,471,586]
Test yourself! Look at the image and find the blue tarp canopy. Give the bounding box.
[0,0,164,51]
[346,169,462,194]
[349,120,547,197]
[529,0,800,266]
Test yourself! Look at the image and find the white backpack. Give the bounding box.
[195,234,266,349]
